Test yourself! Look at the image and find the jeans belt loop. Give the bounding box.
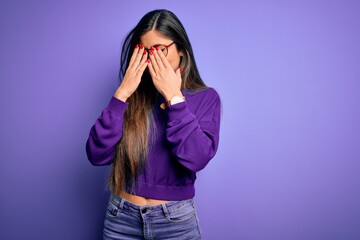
[161,203,169,219]
[119,197,125,210]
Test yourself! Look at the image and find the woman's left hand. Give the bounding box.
[147,47,182,101]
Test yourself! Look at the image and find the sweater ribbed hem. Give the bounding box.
[132,181,195,201]
[165,101,191,122]
[107,96,128,116]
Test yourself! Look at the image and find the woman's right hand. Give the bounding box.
[114,44,148,102]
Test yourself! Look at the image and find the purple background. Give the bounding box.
[1,0,360,239]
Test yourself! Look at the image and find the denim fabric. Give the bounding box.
[103,194,201,240]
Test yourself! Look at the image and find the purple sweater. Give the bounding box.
[86,87,221,200]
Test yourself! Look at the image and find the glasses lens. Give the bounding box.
[159,45,168,56]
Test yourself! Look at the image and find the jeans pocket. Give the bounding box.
[166,203,196,223]
[105,200,119,219]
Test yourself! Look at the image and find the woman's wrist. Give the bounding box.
[164,90,183,102]
[114,87,130,102]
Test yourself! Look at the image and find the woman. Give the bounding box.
[86,9,221,239]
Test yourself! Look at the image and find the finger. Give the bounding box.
[176,67,182,79]
[147,59,156,77]
[128,44,140,68]
[135,51,148,72]
[133,45,146,69]
[157,47,172,69]
[153,47,165,70]
[129,44,145,69]
[135,58,149,79]
[139,59,148,73]
[149,49,160,73]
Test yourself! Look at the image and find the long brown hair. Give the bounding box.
[108,9,207,194]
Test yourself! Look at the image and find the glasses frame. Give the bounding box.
[145,42,175,57]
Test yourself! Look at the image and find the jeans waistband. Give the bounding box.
[109,194,195,218]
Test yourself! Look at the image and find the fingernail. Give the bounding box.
[151,46,155,51]
[146,59,150,63]
[143,50,147,55]
[140,44,144,49]
[155,46,159,51]
[149,50,153,55]
[180,67,183,73]
[135,44,139,48]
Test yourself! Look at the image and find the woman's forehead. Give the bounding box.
[140,30,172,48]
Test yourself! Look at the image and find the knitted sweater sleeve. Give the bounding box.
[85,96,128,166]
[165,88,221,172]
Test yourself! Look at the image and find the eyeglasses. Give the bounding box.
[145,42,175,57]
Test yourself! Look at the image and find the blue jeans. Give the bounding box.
[103,194,202,240]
